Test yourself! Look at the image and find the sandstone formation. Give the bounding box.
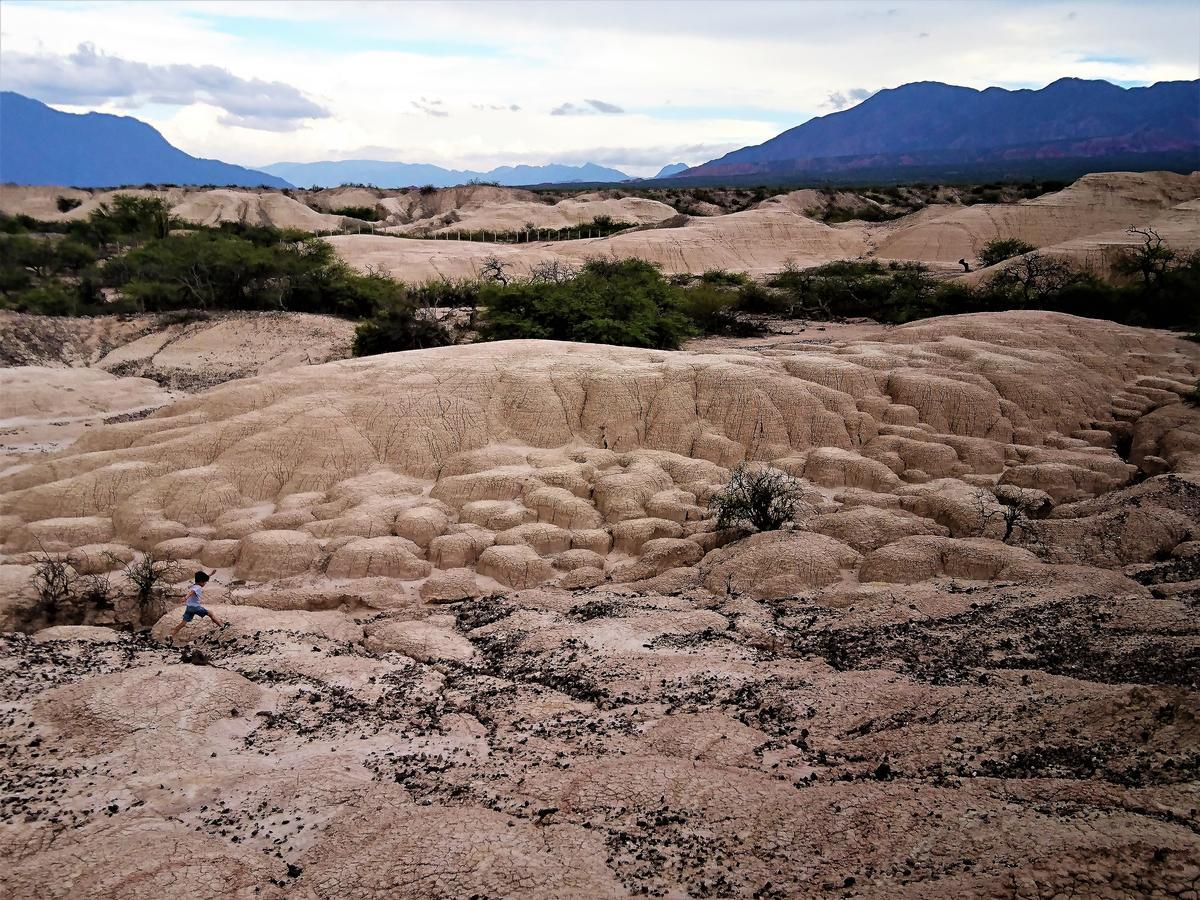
[1,310,1198,896]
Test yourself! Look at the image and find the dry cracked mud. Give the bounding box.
[1,310,1199,897]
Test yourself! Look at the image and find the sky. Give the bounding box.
[1,0,1197,177]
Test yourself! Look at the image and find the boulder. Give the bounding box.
[326,537,432,580]
[420,569,482,603]
[701,531,860,599]
[364,619,476,663]
[477,545,554,589]
[234,530,322,581]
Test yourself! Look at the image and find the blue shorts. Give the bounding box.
[182,606,209,622]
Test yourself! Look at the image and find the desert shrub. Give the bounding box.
[419,184,438,195]
[678,283,762,336]
[352,295,454,356]
[709,464,806,532]
[477,257,695,349]
[56,196,83,213]
[29,552,78,625]
[986,253,1084,304]
[700,268,751,286]
[766,259,941,322]
[978,238,1037,268]
[107,230,387,317]
[26,551,115,627]
[331,206,382,221]
[123,551,181,625]
[735,280,783,315]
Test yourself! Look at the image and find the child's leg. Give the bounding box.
[170,619,186,639]
[208,610,223,627]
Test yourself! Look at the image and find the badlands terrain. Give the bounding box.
[1,170,1199,897]
[2,170,1198,283]
[0,306,1199,896]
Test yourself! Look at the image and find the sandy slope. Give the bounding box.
[0,310,1198,897]
[871,171,1200,263]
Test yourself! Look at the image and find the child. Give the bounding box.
[169,570,225,641]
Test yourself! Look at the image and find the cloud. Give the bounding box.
[411,98,449,117]
[550,98,625,116]
[472,102,522,112]
[0,42,328,130]
[822,87,875,111]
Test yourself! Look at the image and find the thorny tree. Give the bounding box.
[710,464,810,532]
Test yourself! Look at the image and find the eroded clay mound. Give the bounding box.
[0,310,356,389]
[333,204,868,280]
[2,311,1197,634]
[0,366,173,463]
[872,171,1200,264]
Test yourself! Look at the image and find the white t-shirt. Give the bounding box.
[185,584,204,607]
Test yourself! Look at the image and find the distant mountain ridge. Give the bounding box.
[680,78,1200,179]
[261,159,632,188]
[0,92,290,188]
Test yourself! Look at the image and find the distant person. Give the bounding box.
[959,258,971,272]
[169,570,225,641]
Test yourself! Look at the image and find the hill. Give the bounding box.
[679,78,1200,182]
[0,92,290,188]
[262,159,631,188]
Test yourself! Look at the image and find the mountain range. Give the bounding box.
[0,91,290,188]
[676,78,1200,181]
[3,79,1196,191]
[260,160,631,188]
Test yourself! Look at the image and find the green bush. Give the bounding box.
[978,238,1036,268]
[332,206,382,222]
[699,268,750,286]
[352,294,454,356]
[678,283,762,336]
[478,257,694,349]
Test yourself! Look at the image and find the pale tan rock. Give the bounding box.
[610,538,704,582]
[860,536,1039,583]
[460,499,536,531]
[558,566,606,589]
[326,537,432,580]
[552,548,607,571]
[571,529,613,555]
[611,517,684,554]
[429,527,495,568]
[34,625,122,643]
[235,529,322,580]
[199,538,240,568]
[364,618,476,662]
[66,543,134,574]
[701,531,860,598]
[494,522,573,555]
[7,516,115,552]
[477,544,554,589]
[420,568,482,603]
[809,507,950,553]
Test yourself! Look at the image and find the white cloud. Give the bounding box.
[550,98,625,116]
[2,42,329,130]
[0,0,1194,174]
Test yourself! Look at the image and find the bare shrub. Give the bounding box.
[123,551,182,625]
[709,464,809,532]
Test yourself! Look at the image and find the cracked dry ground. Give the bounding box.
[1,573,1197,899]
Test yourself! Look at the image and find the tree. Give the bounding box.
[978,237,1036,269]
[477,257,695,349]
[1114,226,1176,293]
[972,486,1049,544]
[352,296,453,356]
[709,464,809,532]
[122,551,182,626]
[987,253,1080,304]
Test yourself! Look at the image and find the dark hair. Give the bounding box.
[195,571,209,583]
